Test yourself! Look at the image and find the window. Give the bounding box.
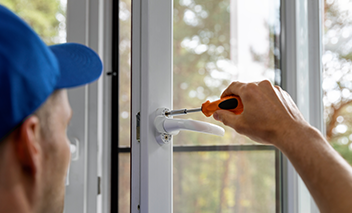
[6,0,326,212]
[114,0,326,212]
[11,0,321,212]
[115,0,132,212]
[173,0,281,212]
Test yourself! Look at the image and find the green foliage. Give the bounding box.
[172,0,278,212]
[174,0,232,110]
[118,0,132,147]
[174,151,275,213]
[118,1,131,211]
[0,0,64,44]
[323,0,352,166]
[332,143,352,165]
[173,0,240,147]
[339,52,352,61]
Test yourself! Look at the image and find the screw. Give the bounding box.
[164,135,169,140]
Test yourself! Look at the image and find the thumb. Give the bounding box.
[213,110,240,129]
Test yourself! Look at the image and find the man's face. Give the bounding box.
[38,89,72,213]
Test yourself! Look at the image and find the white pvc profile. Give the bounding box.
[131,0,142,212]
[132,0,173,212]
[64,0,109,212]
[281,0,322,212]
[99,0,113,212]
[307,0,323,212]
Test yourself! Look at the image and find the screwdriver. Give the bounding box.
[165,95,243,117]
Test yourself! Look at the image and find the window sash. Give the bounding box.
[280,0,322,212]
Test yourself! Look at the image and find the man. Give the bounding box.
[214,81,352,213]
[0,5,102,213]
[1,4,350,213]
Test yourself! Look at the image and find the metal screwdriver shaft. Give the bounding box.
[165,107,202,116]
[165,95,243,117]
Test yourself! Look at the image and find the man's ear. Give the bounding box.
[15,115,41,176]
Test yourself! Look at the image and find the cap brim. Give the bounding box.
[49,43,103,89]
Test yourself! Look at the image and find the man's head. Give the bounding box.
[0,90,72,213]
[0,5,102,213]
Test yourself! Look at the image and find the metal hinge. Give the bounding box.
[136,112,140,142]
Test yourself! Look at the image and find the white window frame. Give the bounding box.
[64,0,112,212]
[63,0,325,212]
[131,0,173,212]
[281,0,322,212]
[130,0,324,212]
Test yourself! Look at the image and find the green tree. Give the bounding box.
[173,0,278,212]
[0,0,65,45]
[118,0,132,212]
[323,0,352,165]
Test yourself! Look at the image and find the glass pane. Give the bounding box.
[173,0,281,145]
[118,0,132,211]
[119,0,132,147]
[173,150,276,213]
[119,153,131,213]
[323,0,352,165]
[0,0,67,45]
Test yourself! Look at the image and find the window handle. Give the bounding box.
[154,108,225,145]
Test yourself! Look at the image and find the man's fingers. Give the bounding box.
[221,80,268,99]
[220,81,246,98]
[213,110,241,131]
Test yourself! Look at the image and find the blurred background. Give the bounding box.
[3,0,352,212]
[171,0,279,212]
[323,0,352,165]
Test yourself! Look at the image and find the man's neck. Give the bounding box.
[0,143,36,213]
[0,185,32,213]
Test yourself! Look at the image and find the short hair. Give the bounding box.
[0,90,61,151]
[33,90,61,139]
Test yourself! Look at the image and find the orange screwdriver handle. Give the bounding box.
[201,95,243,117]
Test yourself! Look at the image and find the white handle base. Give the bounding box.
[154,108,225,145]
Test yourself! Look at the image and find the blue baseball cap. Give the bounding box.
[0,5,103,140]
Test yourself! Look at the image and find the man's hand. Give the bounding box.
[213,80,309,146]
[214,80,352,213]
